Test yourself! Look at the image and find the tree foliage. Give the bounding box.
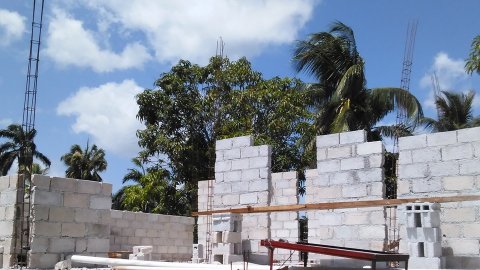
[61,142,107,181]
[134,56,310,214]
[466,35,480,75]
[0,124,50,176]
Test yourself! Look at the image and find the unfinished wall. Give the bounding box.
[110,210,194,261]
[398,127,480,269]
[29,175,112,269]
[196,179,212,262]
[270,171,299,261]
[0,175,19,268]
[214,136,272,262]
[305,130,387,267]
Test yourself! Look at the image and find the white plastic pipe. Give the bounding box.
[71,255,271,270]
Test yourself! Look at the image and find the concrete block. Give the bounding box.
[249,156,270,169]
[340,157,365,170]
[329,171,354,185]
[407,228,441,242]
[75,208,99,223]
[49,207,74,222]
[61,222,86,237]
[368,182,385,197]
[317,160,340,173]
[425,242,442,257]
[422,212,441,227]
[356,168,383,183]
[215,160,232,172]
[86,224,110,237]
[430,161,460,176]
[412,179,442,193]
[31,174,51,190]
[358,225,386,239]
[399,134,427,150]
[305,169,318,178]
[316,133,339,148]
[86,238,110,253]
[463,223,480,237]
[342,184,367,198]
[440,223,461,238]
[231,136,252,148]
[242,168,259,180]
[368,154,384,168]
[427,130,457,146]
[32,205,49,221]
[30,236,48,252]
[0,221,14,236]
[51,177,77,192]
[239,193,257,205]
[49,237,75,252]
[442,144,474,161]
[101,183,112,196]
[32,189,63,206]
[32,221,61,237]
[443,208,476,222]
[90,195,111,210]
[408,242,424,257]
[316,186,342,200]
[443,175,474,190]
[327,145,352,159]
[314,213,342,226]
[28,253,60,269]
[399,163,428,178]
[77,179,103,194]
[447,239,479,255]
[333,226,356,239]
[457,126,480,142]
[248,181,268,192]
[223,231,242,243]
[241,147,259,158]
[231,159,249,170]
[216,138,233,150]
[222,194,240,206]
[398,150,412,164]
[357,141,384,155]
[215,183,231,194]
[230,182,248,193]
[224,148,240,160]
[317,148,327,160]
[340,130,366,144]
[412,147,441,163]
[409,257,445,269]
[459,159,480,175]
[343,212,369,225]
[223,170,241,183]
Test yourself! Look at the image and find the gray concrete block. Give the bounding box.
[231,136,253,148]
[49,207,74,222]
[340,157,365,170]
[32,221,61,237]
[340,130,366,144]
[447,239,479,255]
[329,171,354,185]
[427,130,457,146]
[248,181,268,192]
[223,170,241,182]
[443,208,476,222]
[399,163,428,178]
[32,189,63,206]
[368,154,384,168]
[316,133,339,148]
[317,160,340,173]
[31,174,51,190]
[399,134,427,150]
[101,183,112,196]
[75,208,99,223]
[86,224,110,237]
[28,253,60,269]
[0,221,14,236]
[231,159,249,170]
[216,138,233,150]
[49,237,75,252]
[358,225,386,239]
[464,223,480,237]
[32,205,49,221]
[459,159,480,175]
[442,144,474,161]
[222,194,240,206]
[412,179,442,193]
[249,156,270,169]
[77,180,102,194]
[30,236,48,252]
[241,147,259,158]
[242,168,259,180]
[457,126,480,142]
[51,177,77,192]
[224,148,240,160]
[443,175,474,190]
[230,182,248,193]
[356,168,383,183]
[86,238,110,253]
[357,141,384,155]
[409,257,445,269]
[317,148,327,160]
[90,195,111,210]
[214,183,231,194]
[412,147,441,163]
[61,222,85,237]
[430,161,459,176]
[425,241,442,257]
[342,184,367,198]
[407,228,441,242]
[398,150,412,164]
[327,145,352,159]
[63,193,89,208]
[215,160,232,172]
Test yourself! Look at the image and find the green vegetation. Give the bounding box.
[0,124,50,176]
[61,142,107,181]
[466,35,480,75]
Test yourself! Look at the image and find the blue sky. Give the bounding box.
[1,0,479,192]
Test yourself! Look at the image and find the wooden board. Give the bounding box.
[192,195,480,216]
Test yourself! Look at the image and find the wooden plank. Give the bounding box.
[192,195,480,216]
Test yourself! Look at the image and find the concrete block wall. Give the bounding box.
[398,127,480,269]
[0,175,19,268]
[214,136,272,262]
[271,171,299,261]
[305,130,387,267]
[110,210,194,261]
[29,175,112,269]
[196,179,212,262]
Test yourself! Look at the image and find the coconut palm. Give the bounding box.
[421,90,480,132]
[466,35,480,75]
[293,21,423,140]
[61,142,107,181]
[0,124,50,176]
[112,157,146,210]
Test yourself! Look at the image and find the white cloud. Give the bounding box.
[0,9,26,46]
[52,0,315,66]
[57,79,144,157]
[44,8,152,72]
[420,52,470,109]
[0,118,13,128]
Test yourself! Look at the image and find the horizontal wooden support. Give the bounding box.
[192,195,480,216]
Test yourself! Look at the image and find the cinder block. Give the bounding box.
[463,223,480,237]
[49,207,74,222]
[398,163,428,178]
[459,159,480,175]
[62,222,85,237]
[32,189,63,206]
[427,130,457,146]
[216,139,233,150]
[399,134,427,150]
[224,148,240,160]
[239,193,257,205]
[51,177,77,192]
[357,141,384,156]
[31,175,51,190]
[86,238,110,253]
[358,225,386,239]
[32,221,61,237]
[31,205,49,221]
[342,184,367,198]
[409,257,445,269]
[317,133,339,148]
[223,231,242,243]
[231,136,252,148]
[90,195,111,210]
[412,179,442,193]
[447,239,480,255]
[317,160,340,173]
[340,157,365,170]
[101,183,112,196]
[242,169,259,180]
[430,161,459,176]
[0,221,14,236]
[75,208,99,223]
[398,150,412,164]
[425,242,442,257]
[340,130,366,144]
[28,253,60,269]
[356,168,383,183]
[412,148,441,163]
[443,175,474,190]
[86,224,110,237]
[249,156,269,169]
[77,180,102,194]
[30,236,48,252]
[215,160,232,172]
[212,214,241,232]
[49,237,75,252]
[442,144,473,161]
[241,147,259,158]
[222,194,240,206]
[443,208,475,222]
[406,228,441,242]
[457,127,480,142]
[231,159,249,170]
[248,181,268,192]
[408,242,424,257]
[327,145,352,159]
[230,182,248,193]
[317,148,327,160]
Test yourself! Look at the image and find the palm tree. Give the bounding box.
[421,90,480,132]
[61,142,107,181]
[0,124,50,176]
[466,35,480,75]
[293,21,423,140]
[112,157,146,210]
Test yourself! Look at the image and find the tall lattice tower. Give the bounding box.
[14,0,45,266]
[431,71,442,118]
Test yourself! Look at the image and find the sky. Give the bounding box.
[0,0,479,192]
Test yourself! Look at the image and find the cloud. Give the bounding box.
[0,118,13,128]
[0,9,26,46]
[57,79,144,157]
[420,52,470,109]
[51,0,315,66]
[44,8,152,72]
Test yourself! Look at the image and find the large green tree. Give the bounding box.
[61,143,107,181]
[135,56,310,214]
[0,124,50,176]
[421,90,480,132]
[466,35,480,75]
[293,21,423,140]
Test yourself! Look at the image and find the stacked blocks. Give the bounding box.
[405,202,445,269]
[211,214,243,264]
[192,244,203,263]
